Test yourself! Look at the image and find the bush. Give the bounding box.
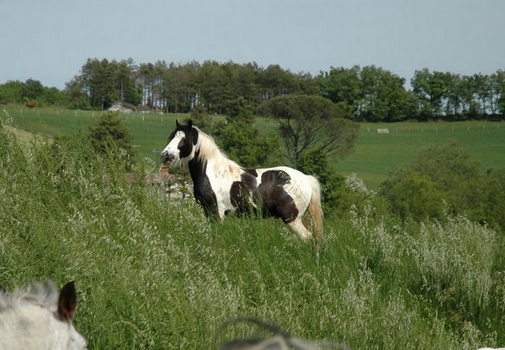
[88,111,136,169]
[382,171,446,220]
[379,141,505,231]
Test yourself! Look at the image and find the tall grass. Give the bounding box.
[1,120,504,349]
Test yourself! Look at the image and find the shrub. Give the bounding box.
[380,141,505,231]
[382,171,446,220]
[88,111,136,160]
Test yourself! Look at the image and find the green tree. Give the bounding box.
[317,66,363,119]
[225,96,255,124]
[490,70,505,117]
[41,87,68,106]
[0,79,69,106]
[258,64,300,100]
[260,94,359,167]
[64,80,91,110]
[74,58,141,110]
[217,122,262,167]
[190,103,213,131]
[215,97,279,167]
[161,61,201,113]
[0,80,25,103]
[22,79,44,101]
[88,112,136,162]
[198,60,232,114]
[358,66,413,122]
[228,61,261,106]
[411,69,454,120]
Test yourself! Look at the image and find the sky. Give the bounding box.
[1,0,504,90]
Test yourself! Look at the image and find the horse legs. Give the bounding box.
[287,218,313,241]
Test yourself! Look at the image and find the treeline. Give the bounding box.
[0,79,69,106]
[1,58,505,121]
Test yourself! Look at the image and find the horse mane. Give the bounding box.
[0,280,59,312]
[194,127,241,177]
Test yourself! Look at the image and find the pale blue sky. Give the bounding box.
[1,0,504,89]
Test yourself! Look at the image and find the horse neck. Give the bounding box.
[187,141,240,185]
[188,151,208,184]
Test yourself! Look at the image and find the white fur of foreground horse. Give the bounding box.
[0,280,87,350]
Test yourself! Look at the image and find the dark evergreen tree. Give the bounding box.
[88,112,136,160]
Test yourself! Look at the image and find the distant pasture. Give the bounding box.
[2,105,504,190]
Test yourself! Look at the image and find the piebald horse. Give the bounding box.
[0,280,86,350]
[161,120,323,241]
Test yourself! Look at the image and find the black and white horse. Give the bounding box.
[161,120,323,241]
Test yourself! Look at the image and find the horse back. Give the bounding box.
[254,166,312,223]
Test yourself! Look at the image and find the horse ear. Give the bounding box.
[58,281,77,322]
[176,119,181,128]
[191,123,199,145]
[187,119,193,128]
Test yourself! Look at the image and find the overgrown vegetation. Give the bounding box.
[1,115,505,349]
[88,111,136,169]
[380,141,505,231]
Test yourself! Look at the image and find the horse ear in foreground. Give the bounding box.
[0,280,87,350]
[161,120,323,241]
[214,317,351,350]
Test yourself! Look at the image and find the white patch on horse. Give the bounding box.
[162,131,189,166]
[206,157,241,218]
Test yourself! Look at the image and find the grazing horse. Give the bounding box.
[161,120,323,241]
[0,280,87,350]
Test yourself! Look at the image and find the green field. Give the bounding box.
[335,121,505,189]
[1,118,504,349]
[2,106,505,191]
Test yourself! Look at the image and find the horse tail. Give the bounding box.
[307,175,323,241]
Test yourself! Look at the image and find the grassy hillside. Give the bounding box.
[3,105,504,191]
[1,120,504,349]
[335,121,505,189]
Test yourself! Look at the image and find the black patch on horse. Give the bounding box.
[258,170,299,223]
[177,121,199,159]
[230,171,260,216]
[189,150,218,217]
[242,168,258,177]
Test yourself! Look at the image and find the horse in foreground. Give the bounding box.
[0,280,87,350]
[215,317,350,350]
[161,120,323,241]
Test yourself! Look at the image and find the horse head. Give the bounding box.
[0,280,87,350]
[161,119,199,166]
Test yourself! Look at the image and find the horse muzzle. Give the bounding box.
[161,151,175,164]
